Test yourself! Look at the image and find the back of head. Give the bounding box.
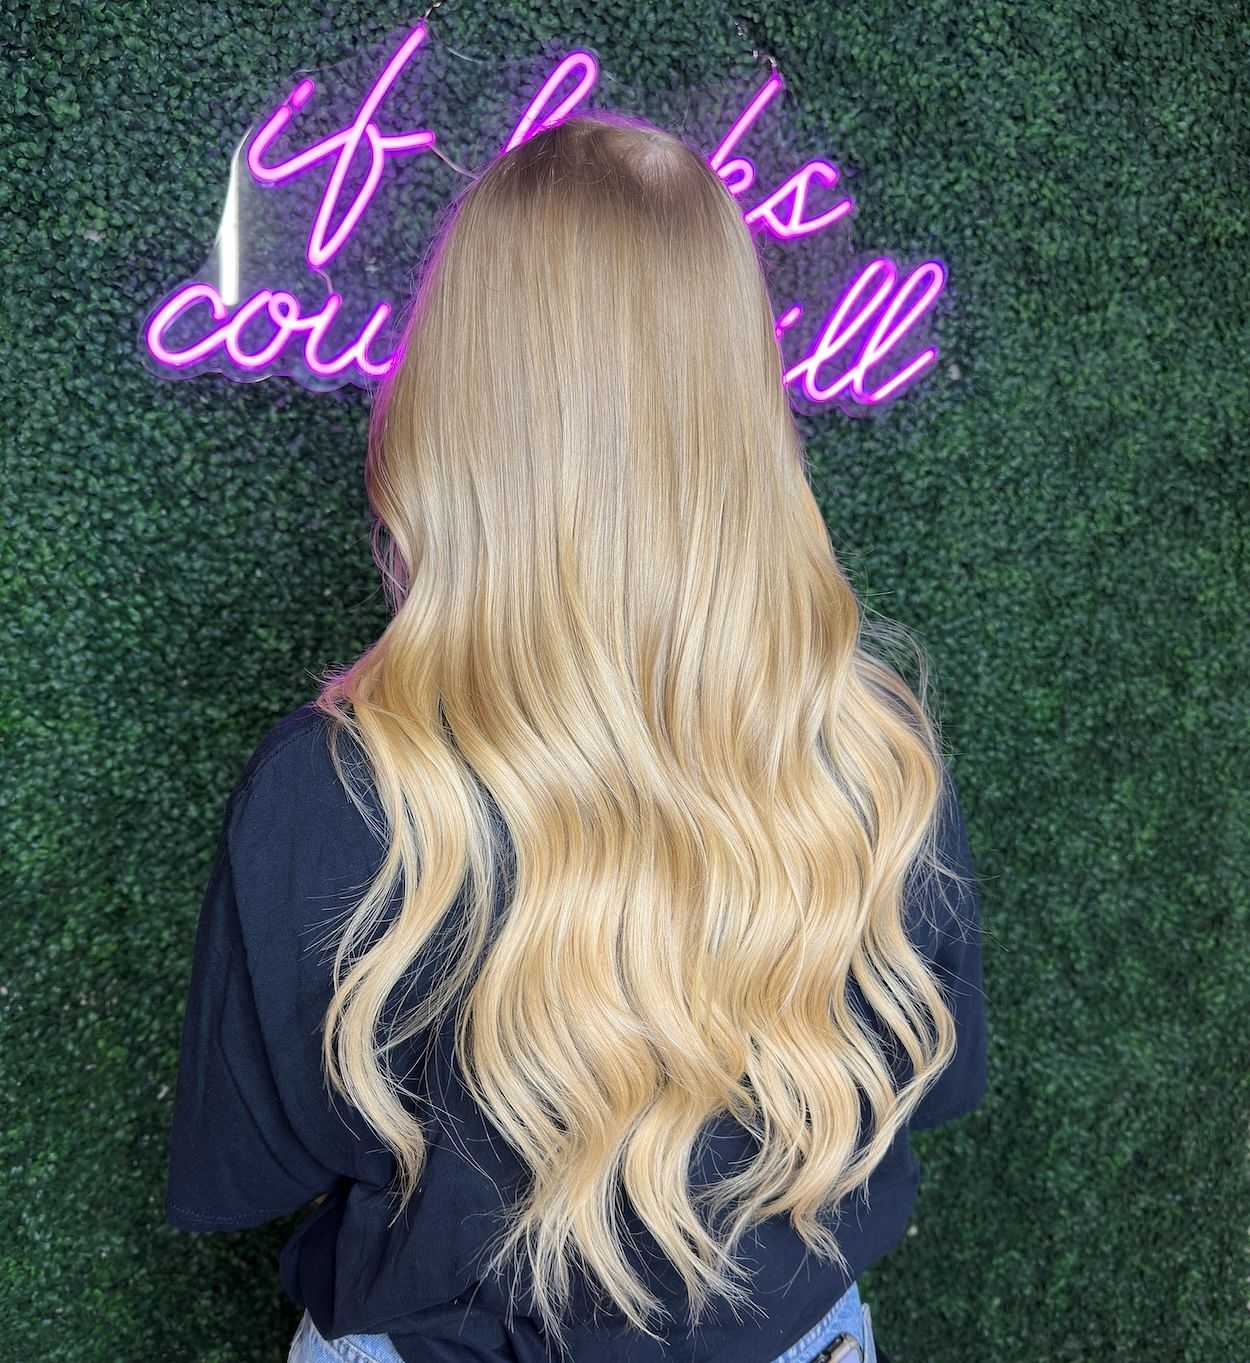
[313,110,960,1359]
[365,109,815,623]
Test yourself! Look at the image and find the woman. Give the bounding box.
[165,110,988,1363]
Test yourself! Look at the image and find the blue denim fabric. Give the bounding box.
[286,1281,876,1363]
[769,1282,876,1363]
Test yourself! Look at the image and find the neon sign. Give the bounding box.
[142,21,948,409]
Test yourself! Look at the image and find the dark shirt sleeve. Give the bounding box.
[164,787,341,1231]
[907,765,989,1130]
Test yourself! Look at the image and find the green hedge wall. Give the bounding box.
[4,1,1247,1359]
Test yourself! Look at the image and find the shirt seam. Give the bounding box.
[168,1200,297,1224]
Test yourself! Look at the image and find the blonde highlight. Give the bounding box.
[308,111,968,1358]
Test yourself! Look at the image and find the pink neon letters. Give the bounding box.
[707,72,855,238]
[145,22,945,404]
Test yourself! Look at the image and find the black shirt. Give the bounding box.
[165,701,987,1363]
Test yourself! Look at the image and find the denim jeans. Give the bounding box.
[287,1280,877,1363]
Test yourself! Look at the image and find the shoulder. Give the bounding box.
[229,701,370,828]
[235,700,331,792]
[224,702,383,909]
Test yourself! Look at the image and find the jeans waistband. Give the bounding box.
[768,1281,876,1363]
[289,1283,877,1363]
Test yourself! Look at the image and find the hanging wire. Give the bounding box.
[408,1,480,177]
[412,5,781,178]
[733,16,779,74]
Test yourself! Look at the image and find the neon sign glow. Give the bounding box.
[143,21,948,407]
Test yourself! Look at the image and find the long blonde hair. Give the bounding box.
[309,110,968,1356]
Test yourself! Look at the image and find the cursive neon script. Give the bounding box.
[144,21,946,403]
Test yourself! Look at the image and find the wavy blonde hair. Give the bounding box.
[309,110,968,1356]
